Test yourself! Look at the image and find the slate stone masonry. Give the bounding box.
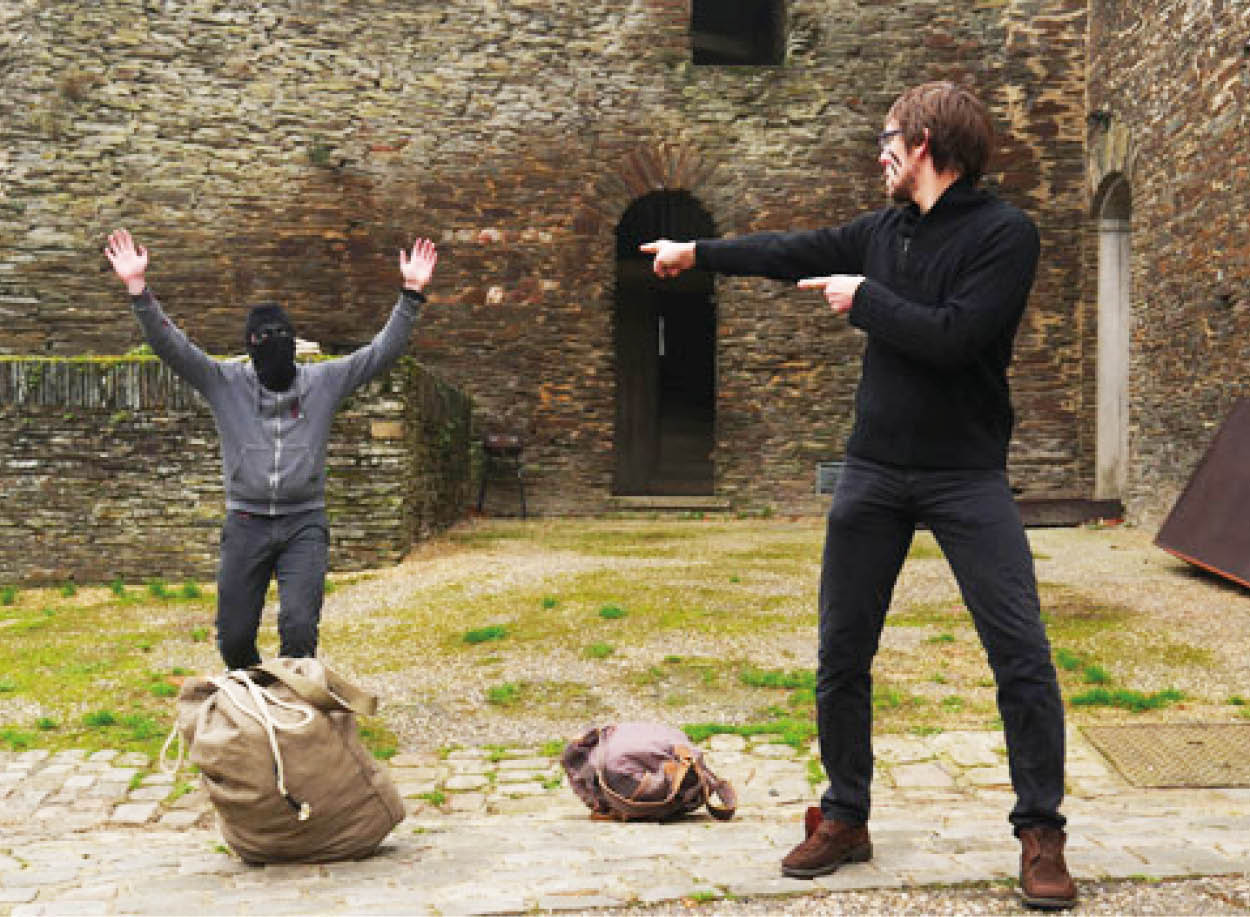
[0,357,473,585]
[0,0,1095,516]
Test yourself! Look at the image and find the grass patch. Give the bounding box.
[597,604,627,620]
[684,715,817,749]
[1069,687,1185,712]
[0,585,16,605]
[83,710,117,728]
[806,756,824,787]
[486,682,522,706]
[1082,664,1111,685]
[739,666,815,690]
[1055,648,1083,671]
[1,728,35,750]
[358,718,399,759]
[585,642,614,659]
[418,790,446,807]
[463,625,508,645]
[0,583,208,757]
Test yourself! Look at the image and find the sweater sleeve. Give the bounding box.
[325,289,423,399]
[130,289,223,394]
[694,213,875,283]
[848,213,1040,369]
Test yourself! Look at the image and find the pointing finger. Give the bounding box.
[796,277,831,290]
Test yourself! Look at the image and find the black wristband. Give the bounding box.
[401,288,427,304]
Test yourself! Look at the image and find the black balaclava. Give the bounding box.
[244,303,297,392]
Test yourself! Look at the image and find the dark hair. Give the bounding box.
[887,82,993,184]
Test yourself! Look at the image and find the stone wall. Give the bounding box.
[1086,0,1250,523]
[0,357,473,585]
[1,0,1092,514]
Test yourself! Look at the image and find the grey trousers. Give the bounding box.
[215,508,329,670]
[816,456,1066,834]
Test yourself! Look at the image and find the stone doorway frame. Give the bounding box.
[1088,120,1137,502]
[583,142,753,498]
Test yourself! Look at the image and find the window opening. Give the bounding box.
[691,0,784,66]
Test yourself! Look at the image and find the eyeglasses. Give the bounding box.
[876,129,903,150]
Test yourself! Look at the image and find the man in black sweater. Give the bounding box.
[642,82,1075,909]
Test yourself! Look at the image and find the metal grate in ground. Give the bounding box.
[1082,723,1250,787]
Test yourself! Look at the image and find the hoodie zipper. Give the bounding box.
[270,393,283,516]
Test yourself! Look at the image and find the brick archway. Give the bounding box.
[584,141,755,243]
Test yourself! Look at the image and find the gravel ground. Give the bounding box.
[596,876,1250,915]
[312,519,1250,752]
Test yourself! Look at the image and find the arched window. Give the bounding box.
[691,0,784,66]
[1094,174,1131,501]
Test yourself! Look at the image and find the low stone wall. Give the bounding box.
[0,357,472,585]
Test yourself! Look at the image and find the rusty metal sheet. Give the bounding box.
[1155,398,1250,589]
[1083,723,1250,787]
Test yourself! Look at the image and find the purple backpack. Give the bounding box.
[561,722,737,822]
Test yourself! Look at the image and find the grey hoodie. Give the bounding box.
[131,289,423,516]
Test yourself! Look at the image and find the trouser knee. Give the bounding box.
[990,648,1058,688]
[816,658,871,704]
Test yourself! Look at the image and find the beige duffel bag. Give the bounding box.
[165,658,404,864]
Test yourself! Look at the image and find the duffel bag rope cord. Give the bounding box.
[160,670,317,821]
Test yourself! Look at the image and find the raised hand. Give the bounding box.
[399,237,438,292]
[640,239,696,279]
[104,229,149,296]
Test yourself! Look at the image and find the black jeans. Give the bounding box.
[215,508,329,670]
[817,456,1066,834]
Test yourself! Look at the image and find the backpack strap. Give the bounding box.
[694,758,737,821]
[254,660,377,716]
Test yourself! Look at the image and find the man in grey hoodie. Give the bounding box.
[104,228,438,670]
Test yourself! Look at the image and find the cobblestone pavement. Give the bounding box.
[2,728,1248,915]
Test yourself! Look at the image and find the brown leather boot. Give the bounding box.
[782,812,872,878]
[1019,826,1078,909]
[803,805,823,839]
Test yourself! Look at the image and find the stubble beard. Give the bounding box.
[888,165,916,205]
